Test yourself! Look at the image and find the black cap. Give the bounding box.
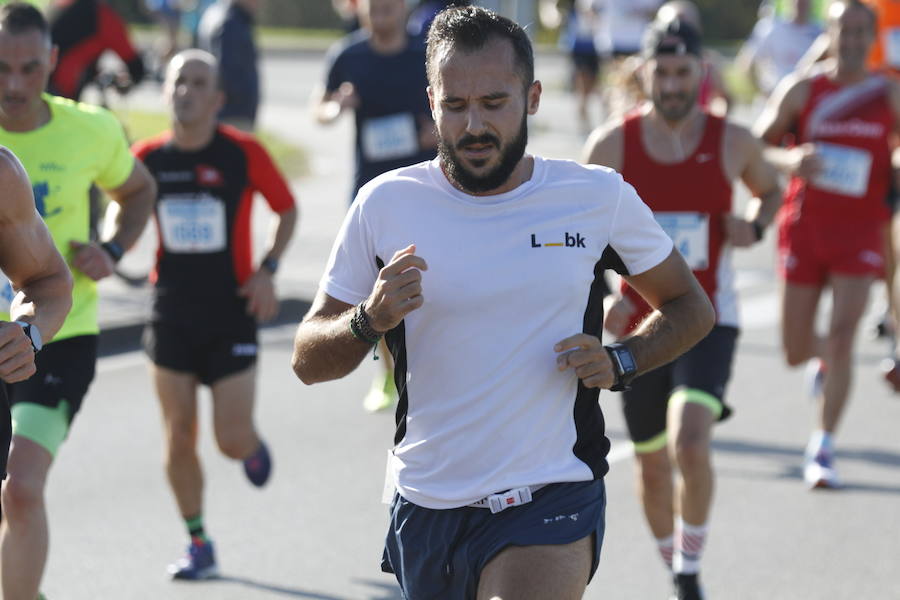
[642,18,703,58]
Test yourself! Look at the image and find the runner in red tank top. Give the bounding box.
[755,0,900,489]
[584,18,782,600]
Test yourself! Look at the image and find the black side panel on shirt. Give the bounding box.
[572,259,612,479]
[599,245,629,276]
[374,256,410,446]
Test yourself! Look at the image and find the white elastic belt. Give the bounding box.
[468,484,547,514]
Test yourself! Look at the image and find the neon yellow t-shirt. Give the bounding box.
[0,94,135,342]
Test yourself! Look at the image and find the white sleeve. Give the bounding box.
[607,175,673,276]
[319,195,380,306]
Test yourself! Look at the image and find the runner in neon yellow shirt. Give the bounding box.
[0,5,155,600]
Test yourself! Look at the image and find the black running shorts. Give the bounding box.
[621,325,738,452]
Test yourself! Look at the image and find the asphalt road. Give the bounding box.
[37,48,900,599]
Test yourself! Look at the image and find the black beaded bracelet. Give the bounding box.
[349,303,383,345]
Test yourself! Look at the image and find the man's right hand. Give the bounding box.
[789,143,823,180]
[0,321,36,383]
[364,244,427,333]
[334,82,360,112]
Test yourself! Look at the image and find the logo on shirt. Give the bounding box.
[696,153,714,163]
[39,162,64,173]
[812,119,885,139]
[158,171,193,183]
[195,164,224,187]
[531,232,586,248]
[33,182,61,218]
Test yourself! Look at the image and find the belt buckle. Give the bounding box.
[486,486,533,514]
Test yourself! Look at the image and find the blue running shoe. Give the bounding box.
[168,540,218,580]
[243,441,272,487]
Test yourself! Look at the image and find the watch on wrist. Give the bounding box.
[751,220,765,242]
[605,342,637,392]
[261,256,279,274]
[14,320,42,353]
[100,240,125,264]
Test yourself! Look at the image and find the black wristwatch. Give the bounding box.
[14,320,42,353]
[100,240,125,264]
[605,342,637,392]
[260,256,279,274]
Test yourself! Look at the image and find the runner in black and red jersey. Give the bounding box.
[131,49,298,581]
[47,0,145,100]
[584,18,781,600]
[755,0,900,489]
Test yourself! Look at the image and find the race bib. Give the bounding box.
[0,269,13,314]
[361,113,418,162]
[886,28,900,68]
[158,194,226,253]
[812,143,872,198]
[655,212,709,271]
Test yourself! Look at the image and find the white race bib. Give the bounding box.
[812,142,872,198]
[158,194,226,253]
[361,113,418,162]
[655,212,709,271]
[886,28,900,68]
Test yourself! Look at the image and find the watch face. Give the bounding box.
[618,348,636,373]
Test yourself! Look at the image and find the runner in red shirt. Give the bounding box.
[755,0,900,488]
[584,18,781,600]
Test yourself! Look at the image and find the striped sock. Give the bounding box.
[673,517,707,575]
[656,535,674,570]
[185,514,209,545]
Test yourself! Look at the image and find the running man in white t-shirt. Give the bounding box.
[291,6,714,598]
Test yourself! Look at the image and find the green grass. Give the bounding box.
[116,108,308,180]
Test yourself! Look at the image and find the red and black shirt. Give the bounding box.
[132,125,295,321]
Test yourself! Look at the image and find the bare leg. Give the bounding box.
[477,534,594,600]
[0,436,53,600]
[210,367,260,460]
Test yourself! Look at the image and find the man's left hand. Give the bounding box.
[70,240,115,281]
[554,333,615,389]
[239,269,279,323]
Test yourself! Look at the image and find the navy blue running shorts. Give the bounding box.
[381,479,606,599]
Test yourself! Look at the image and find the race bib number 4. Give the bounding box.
[811,143,872,198]
[158,194,227,253]
[655,212,709,271]
[361,113,418,162]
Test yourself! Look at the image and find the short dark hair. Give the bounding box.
[426,6,534,91]
[643,18,703,59]
[0,2,49,37]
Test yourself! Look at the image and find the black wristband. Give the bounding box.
[349,303,384,345]
[752,221,765,242]
[100,240,125,263]
[261,256,279,274]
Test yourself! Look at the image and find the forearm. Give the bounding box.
[621,290,715,376]
[10,268,73,341]
[107,189,154,250]
[292,311,373,384]
[745,186,782,228]
[264,208,298,261]
[763,146,798,176]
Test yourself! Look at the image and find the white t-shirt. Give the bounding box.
[321,157,673,509]
[746,17,822,95]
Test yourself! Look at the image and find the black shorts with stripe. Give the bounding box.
[621,325,738,450]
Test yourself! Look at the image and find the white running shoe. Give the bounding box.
[804,448,841,489]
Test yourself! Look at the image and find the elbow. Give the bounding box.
[291,351,319,386]
[697,293,716,337]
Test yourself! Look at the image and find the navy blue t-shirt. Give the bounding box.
[324,31,436,196]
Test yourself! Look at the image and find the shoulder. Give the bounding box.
[355,161,435,208]
[583,118,627,168]
[327,30,371,61]
[541,157,627,200]
[0,147,37,221]
[131,131,172,161]
[47,95,122,135]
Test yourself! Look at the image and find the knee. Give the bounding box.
[673,435,710,475]
[1,474,44,519]
[637,452,671,492]
[165,423,197,459]
[214,430,252,460]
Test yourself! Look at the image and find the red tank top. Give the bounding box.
[620,112,733,333]
[784,73,893,225]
